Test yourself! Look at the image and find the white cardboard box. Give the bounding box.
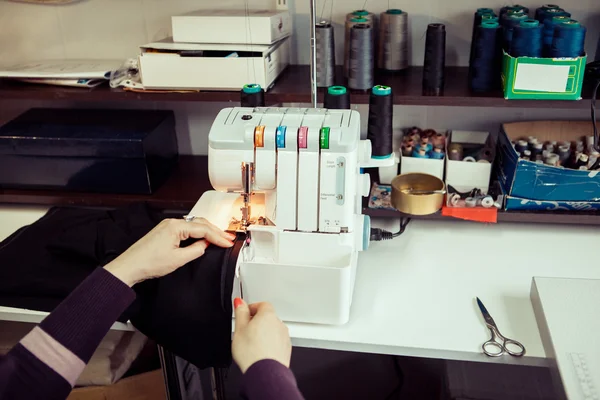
[399,130,447,180]
[139,37,290,91]
[445,130,493,195]
[531,277,600,400]
[172,10,292,45]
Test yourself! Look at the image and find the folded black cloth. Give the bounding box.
[132,230,243,370]
[0,203,240,369]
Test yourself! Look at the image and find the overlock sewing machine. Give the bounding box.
[188,107,379,324]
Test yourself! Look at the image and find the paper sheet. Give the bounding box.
[0,59,122,79]
[514,63,570,92]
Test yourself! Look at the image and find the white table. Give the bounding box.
[1,205,599,366]
[287,218,600,367]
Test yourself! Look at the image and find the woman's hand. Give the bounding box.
[104,217,235,286]
[232,298,292,373]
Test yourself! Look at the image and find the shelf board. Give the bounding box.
[1,155,599,225]
[0,155,211,210]
[0,66,595,108]
[363,207,600,226]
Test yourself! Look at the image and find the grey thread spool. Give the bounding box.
[346,10,376,22]
[378,9,409,71]
[316,21,336,87]
[348,24,374,90]
[344,17,369,78]
[344,11,375,78]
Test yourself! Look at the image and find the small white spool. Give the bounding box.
[465,197,477,207]
[481,196,494,208]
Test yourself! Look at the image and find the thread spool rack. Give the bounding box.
[1,65,597,109]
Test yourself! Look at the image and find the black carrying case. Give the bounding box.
[0,108,178,194]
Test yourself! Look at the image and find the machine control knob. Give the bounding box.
[362,215,371,251]
[359,173,371,197]
[358,140,372,164]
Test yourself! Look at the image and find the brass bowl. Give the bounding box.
[391,173,445,215]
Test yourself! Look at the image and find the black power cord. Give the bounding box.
[370,218,411,241]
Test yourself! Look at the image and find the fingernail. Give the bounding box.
[234,297,243,309]
[228,233,236,240]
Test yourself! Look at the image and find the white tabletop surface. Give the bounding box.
[1,205,599,365]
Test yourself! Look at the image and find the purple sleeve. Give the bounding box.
[240,359,305,400]
[0,268,136,400]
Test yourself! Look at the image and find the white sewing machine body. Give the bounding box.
[189,107,376,325]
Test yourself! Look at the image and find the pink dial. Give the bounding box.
[298,126,309,149]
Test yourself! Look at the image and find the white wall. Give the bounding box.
[0,0,271,64]
[0,0,598,66]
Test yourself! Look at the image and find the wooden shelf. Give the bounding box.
[1,155,600,225]
[0,155,211,210]
[363,207,600,226]
[0,66,596,109]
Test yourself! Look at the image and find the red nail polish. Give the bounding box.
[234,298,243,309]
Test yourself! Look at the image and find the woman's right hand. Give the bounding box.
[232,298,292,373]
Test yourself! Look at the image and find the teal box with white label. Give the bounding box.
[501,51,587,100]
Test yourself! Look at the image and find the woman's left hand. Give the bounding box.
[104,217,235,286]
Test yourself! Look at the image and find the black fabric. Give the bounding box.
[0,203,241,369]
[0,205,156,320]
[131,232,245,369]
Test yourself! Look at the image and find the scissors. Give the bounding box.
[476,297,526,357]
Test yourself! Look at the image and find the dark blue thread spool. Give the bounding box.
[538,6,570,25]
[550,19,586,58]
[472,8,495,42]
[469,9,497,69]
[501,11,528,52]
[501,9,527,26]
[474,8,495,25]
[535,4,560,21]
[510,19,543,58]
[500,5,529,17]
[540,8,571,55]
[542,15,571,56]
[469,21,503,92]
[482,14,499,23]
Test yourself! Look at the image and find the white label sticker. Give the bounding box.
[514,64,570,92]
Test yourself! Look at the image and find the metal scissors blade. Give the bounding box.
[476,297,526,358]
[476,297,497,328]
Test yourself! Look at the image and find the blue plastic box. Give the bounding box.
[497,121,600,202]
[498,181,600,211]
